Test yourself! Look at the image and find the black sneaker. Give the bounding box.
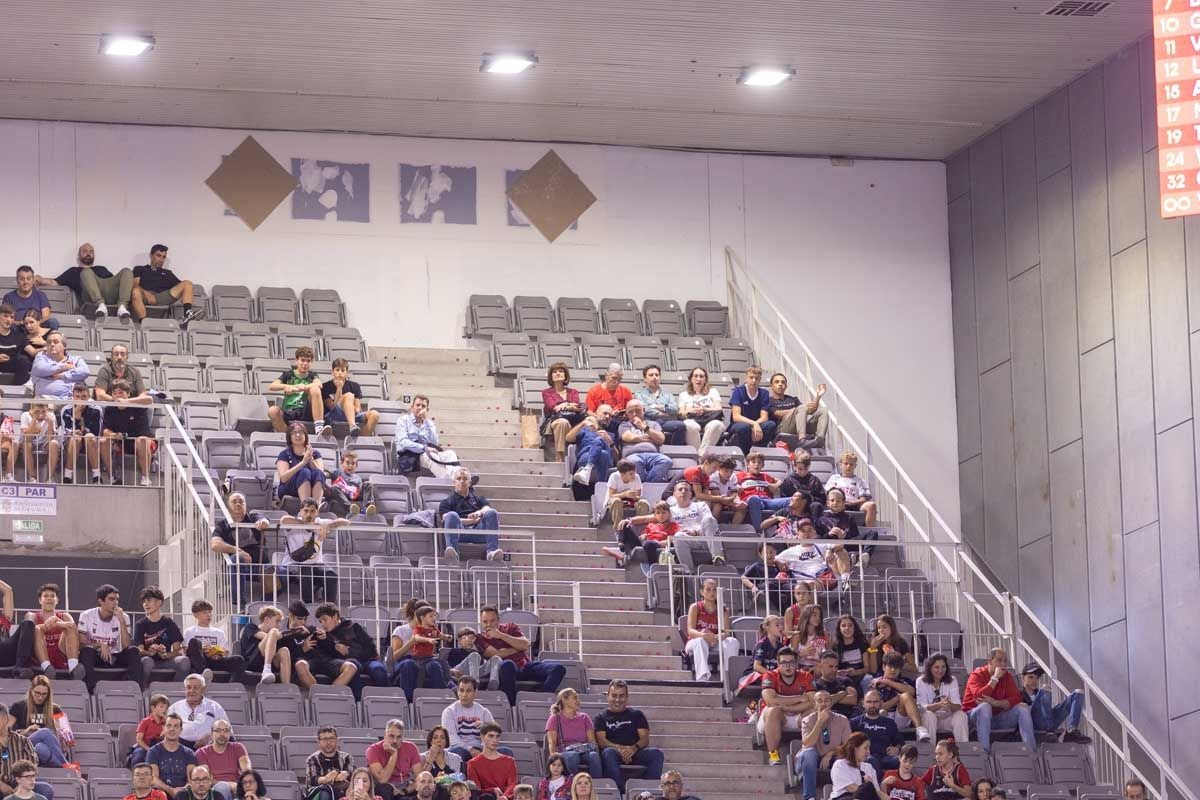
[61,474,73,484]
[181,307,207,325]
[111,474,123,485]
[91,474,103,484]
[1063,729,1092,744]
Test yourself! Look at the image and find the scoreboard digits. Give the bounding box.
[1153,0,1200,217]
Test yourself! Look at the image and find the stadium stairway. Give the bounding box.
[377,346,782,798]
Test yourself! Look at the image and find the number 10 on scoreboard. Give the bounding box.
[1153,0,1200,216]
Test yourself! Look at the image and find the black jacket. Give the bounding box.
[324,619,379,661]
[777,471,827,505]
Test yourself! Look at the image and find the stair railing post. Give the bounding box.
[572,581,583,660]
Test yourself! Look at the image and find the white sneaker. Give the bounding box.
[117,304,131,320]
[487,548,505,561]
[443,546,460,561]
[572,464,593,485]
[916,726,931,742]
[3,474,13,483]
[201,668,215,685]
[94,303,108,319]
[139,475,152,487]
[859,551,871,569]
[259,669,275,685]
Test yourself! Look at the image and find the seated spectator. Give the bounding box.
[0,305,31,387]
[169,673,229,749]
[130,694,170,767]
[545,688,601,776]
[852,690,903,774]
[78,583,137,689]
[812,650,861,719]
[768,374,828,450]
[567,406,616,486]
[185,603,248,686]
[658,771,701,800]
[0,716,55,800]
[24,583,78,680]
[313,603,378,689]
[276,422,326,506]
[438,467,503,561]
[283,601,325,690]
[307,726,353,800]
[30,332,88,400]
[739,541,790,612]
[94,344,152,404]
[342,768,380,800]
[178,765,219,800]
[147,714,197,796]
[915,654,969,743]
[864,615,917,680]
[20,312,49,361]
[446,782,470,800]
[1124,780,1147,800]
[36,243,132,320]
[446,627,502,691]
[617,400,671,481]
[196,721,250,800]
[634,365,686,445]
[418,727,462,781]
[59,381,102,484]
[441,676,512,763]
[592,681,664,794]
[366,719,421,800]
[785,601,827,667]
[825,452,878,527]
[565,774,594,800]
[101,378,154,486]
[467,723,518,800]
[677,367,725,449]
[4,759,49,800]
[19,403,59,483]
[7,676,66,767]
[666,481,722,562]
[793,690,850,798]
[541,363,585,462]
[606,500,677,569]
[684,578,739,683]
[4,267,57,331]
[774,522,853,598]
[125,762,168,800]
[818,489,879,568]
[1019,661,1090,743]
[0,580,34,677]
[392,603,450,702]
[411,772,439,800]
[881,745,925,800]
[760,646,816,767]
[585,364,632,436]
[736,614,784,696]
[605,460,649,528]
[537,754,572,800]
[777,450,828,520]
[236,605,294,686]
[0,411,14,484]
[235,771,270,800]
[278,499,349,603]
[728,366,777,454]
[830,616,871,688]
[683,452,735,520]
[134,586,188,683]
[210,493,276,605]
[395,395,458,477]
[130,244,203,325]
[830,733,882,800]
[478,605,565,705]
[267,347,325,435]
[961,648,1036,752]
[970,779,993,800]
[736,452,789,531]
[321,359,379,438]
[922,739,971,800]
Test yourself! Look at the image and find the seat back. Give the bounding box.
[301,289,347,328]
[599,298,642,340]
[468,294,511,337]
[513,295,555,334]
[641,299,685,338]
[257,287,300,326]
[210,285,255,323]
[188,320,230,358]
[556,297,598,336]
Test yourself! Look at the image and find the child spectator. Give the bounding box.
[881,744,926,800]
[59,382,102,484]
[0,410,16,483]
[393,606,450,702]
[130,694,170,766]
[266,347,325,435]
[605,460,648,528]
[824,451,877,527]
[605,500,678,570]
[325,452,376,518]
[736,452,788,532]
[466,724,518,800]
[447,628,502,691]
[20,403,59,483]
[183,600,247,684]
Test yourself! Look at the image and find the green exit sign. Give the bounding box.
[12,519,43,533]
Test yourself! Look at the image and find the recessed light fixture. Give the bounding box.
[738,66,795,87]
[481,52,538,74]
[100,34,155,57]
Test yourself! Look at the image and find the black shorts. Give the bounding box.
[306,657,347,680]
[282,406,313,423]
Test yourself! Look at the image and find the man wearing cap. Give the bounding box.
[1019,661,1090,743]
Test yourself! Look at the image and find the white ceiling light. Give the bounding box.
[481,52,537,74]
[100,34,155,57]
[738,66,795,86]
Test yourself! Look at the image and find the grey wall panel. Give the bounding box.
[1069,70,1114,351]
[1090,620,1130,716]
[1111,242,1158,533]
[947,149,970,202]
[1158,419,1200,720]
[1049,441,1091,669]
[1104,45,1147,256]
[950,195,981,461]
[1186,216,1200,334]
[1139,37,1157,155]
[1035,88,1071,181]
[1003,109,1040,277]
[959,455,985,556]
[1143,150,1192,433]
[1169,710,1200,795]
[1018,536,1054,631]
[1038,169,1082,449]
[1123,522,1169,755]
[1008,268,1051,546]
[1079,343,1125,628]
[970,133,1011,373]
[980,363,1019,589]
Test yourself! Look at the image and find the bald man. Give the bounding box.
[37,243,134,320]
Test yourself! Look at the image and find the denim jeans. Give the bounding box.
[796,747,822,800]
[443,510,501,555]
[627,451,672,482]
[30,727,66,766]
[600,746,664,792]
[728,420,779,454]
[1030,687,1084,732]
[747,495,791,531]
[576,434,614,479]
[559,747,604,776]
[393,656,449,702]
[497,659,567,705]
[968,701,1037,751]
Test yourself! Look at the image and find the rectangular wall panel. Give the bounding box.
[1003,109,1040,277]
[1103,45,1146,256]
[1185,216,1200,334]
[1018,535,1054,629]
[946,150,970,202]
[1079,343,1126,628]
[950,195,981,461]
[1157,420,1200,720]
[1090,620,1130,716]
[970,133,1011,373]
[1049,441,1091,668]
[1069,70,1114,351]
[37,122,78,269]
[1169,711,1200,795]
[1140,37,1157,156]
[980,363,1019,589]
[1123,522,1169,755]
[1035,88,1071,180]
[959,455,985,556]
[1111,242,1158,533]
[1009,268,1051,546]
[1038,169,1082,448]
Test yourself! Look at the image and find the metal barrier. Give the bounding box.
[725,245,1196,800]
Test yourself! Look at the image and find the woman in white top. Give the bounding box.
[829,732,885,800]
[915,652,970,742]
[677,367,726,449]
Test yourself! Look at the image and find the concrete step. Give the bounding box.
[581,653,685,670]
[471,470,563,486]
[536,607,657,624]
[391,391,511,408]
[373,346,487,367]
[489,498,591,515]
[586,666,696,681]
[427,409,520,425]
[436,422,520,437]
[580,639,676,656]
[389,373,495,388]
[509,525,608,541]
[645,772,781,789]
[522,566,627,583]
[536,594,645,612]
[508,552,614,569]
[649,736,758,752]
[441,434,532,449]
[550,624,672,642]
[455,447,545,462]
[496,511,589,528]
[654,747,764,765]
[504,538,615,555]
[478,485,576,501]
[640,720,749,737]
[537,579,644,599]
[636,704,739,722]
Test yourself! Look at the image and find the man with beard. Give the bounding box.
[37,243,133,320]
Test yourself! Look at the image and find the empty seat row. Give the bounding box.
[207,286,348,327]
[491,331,754,377]
[468,295,730,340]
[167,358,386,402]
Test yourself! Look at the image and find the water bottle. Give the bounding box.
[822,727,830,746]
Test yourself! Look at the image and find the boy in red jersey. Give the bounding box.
[882,744,926,800]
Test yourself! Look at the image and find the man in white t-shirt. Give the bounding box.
[183,599,247,684]
[440,675,512,763]
[606,460,649,527]
[78,583,139,689]
[666,480,723,563]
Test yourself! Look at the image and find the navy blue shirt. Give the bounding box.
[277,447,324,469]
[851,713,902,757]
[867,674,915,704]
[61,404,103,437]
[146,741,197,788]
[1,289,50,319]
[593,708,650,747]
[730,384,770,422]
[437,489,490,520]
